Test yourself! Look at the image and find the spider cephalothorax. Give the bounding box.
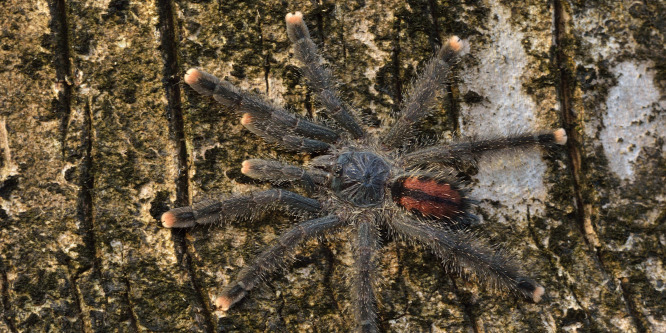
[331,151,390,206]
[161,11,566,332]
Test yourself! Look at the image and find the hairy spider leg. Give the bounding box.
[309,154,338,170]
[184,68,338,152]
[216,215,343,311]
[240,113,330,153]
[286,12,365,139]
[352,219,380,333]
[382,36,465,148]
[241,159,331,192]
[404,128,568,166]
[161,189,321,228]
[387,217,545,303]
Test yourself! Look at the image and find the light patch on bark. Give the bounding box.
[600,61,665,181]
[459,1,548,220]
[350,16,391,99]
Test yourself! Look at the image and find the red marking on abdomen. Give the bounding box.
[393,177,463,220]
[402,178,461,200]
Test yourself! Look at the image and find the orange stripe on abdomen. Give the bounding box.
[394,177,463,220]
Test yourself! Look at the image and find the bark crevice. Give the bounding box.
[65,257,92,333]
[0,260,17,333]
[122,273,140,332]
[156,0,215,331]
[552,1,646,331]
[47,0,73,158]
[78,100,100,277]
[449,275,482,333]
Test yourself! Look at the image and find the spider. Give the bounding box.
[162,11,566,332]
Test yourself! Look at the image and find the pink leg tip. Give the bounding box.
[448,36,463,52]
[240,113,253,126]
[533,286,545,303]
[285,11,304,25]
[241,160,251,175]
[184,68,202,85]
[553,128,567,145]
[215,296,232,311]
[161,211,176,228]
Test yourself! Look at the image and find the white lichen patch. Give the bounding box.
[644,257,665,292]
[348,12,391,100]
[116,36,130,49]
[646,315,666,333]
[617,233,638,251]
[459,2,548,219]
[609,315,636,333]
[600,61,665,181]
[57,232,80,256]
[573,11,626,62]
[350,19,390,64]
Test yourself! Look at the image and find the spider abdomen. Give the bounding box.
[391,177,464,220]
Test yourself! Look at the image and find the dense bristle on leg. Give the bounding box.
[533,286,545,303]
[215,284,245,311]
[448,36,463,52]
[214,296,233,311]
[285,12,308,42]
[517,278,546,303]
[161,190,321,229]
[284,10,365,138]
[161,207,196,228]
[216,215,342,312]
[553,128,567,145]
[161,211,176,228]
[381,35,465,147]
[184,68,201,85]
[352,220,380,333]
[387,217,544,303]
[285,11,304,25]
[240,113,263,138]
[183,68,219,96]
[405,129,570,166]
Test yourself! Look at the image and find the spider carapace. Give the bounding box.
[161,11,566,332]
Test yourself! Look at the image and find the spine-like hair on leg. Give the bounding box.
[161,189,321,228]
[216,215,344,311]
[184,68,340,144]
[286,12,365,139]
[386,216,544,303]
[351,217,380,333]
[382,36,467,148]
[403,129,568,168]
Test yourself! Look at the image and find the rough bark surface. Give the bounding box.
[0,0,663,332]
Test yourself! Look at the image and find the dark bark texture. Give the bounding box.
[0,0,664,332]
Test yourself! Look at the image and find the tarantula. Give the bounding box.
[162,11,566,332]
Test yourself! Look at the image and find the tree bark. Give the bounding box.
[0,0,664,332]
